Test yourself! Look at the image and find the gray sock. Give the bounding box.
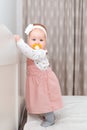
[40,112,55,127]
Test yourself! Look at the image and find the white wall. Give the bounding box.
[0,0,16,33]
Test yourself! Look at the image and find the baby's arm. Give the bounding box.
[14,35,47,60]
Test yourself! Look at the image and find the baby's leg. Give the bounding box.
[40,112,55,127]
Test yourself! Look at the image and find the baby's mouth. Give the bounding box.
[32,43,42,49]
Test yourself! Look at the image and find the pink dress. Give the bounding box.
[25,59,63,114]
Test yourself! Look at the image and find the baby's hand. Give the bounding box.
[14,35,21,42]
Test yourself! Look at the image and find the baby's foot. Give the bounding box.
[40,121,55,127]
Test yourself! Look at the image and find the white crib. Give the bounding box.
[0,25,20,130]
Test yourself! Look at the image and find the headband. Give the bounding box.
[25,24,47,37]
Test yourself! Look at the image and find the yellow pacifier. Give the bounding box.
[32,43,42,50]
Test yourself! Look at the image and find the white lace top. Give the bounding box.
[16,39,49,70]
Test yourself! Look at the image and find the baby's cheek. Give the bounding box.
[42,43,46,49]
[28,41,33,46]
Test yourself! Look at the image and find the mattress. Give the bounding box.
[23,96,87,130]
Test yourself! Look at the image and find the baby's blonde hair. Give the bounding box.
[33,23,47,33]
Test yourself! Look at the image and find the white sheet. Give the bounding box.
[24,96,87,130]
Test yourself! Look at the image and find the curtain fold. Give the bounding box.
[17,0,87,95]
[73,0,87,95]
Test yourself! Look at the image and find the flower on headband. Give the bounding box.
[25,24,33,35]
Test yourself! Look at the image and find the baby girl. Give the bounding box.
[15,24,63,127]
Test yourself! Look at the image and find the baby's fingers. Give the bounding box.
[14,35,20,42]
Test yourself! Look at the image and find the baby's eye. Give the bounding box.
[40,39,43,41]
[32,39,36,41]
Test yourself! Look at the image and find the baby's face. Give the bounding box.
[27,28,46,49]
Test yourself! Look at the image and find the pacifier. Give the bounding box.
[32,43,42,50]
